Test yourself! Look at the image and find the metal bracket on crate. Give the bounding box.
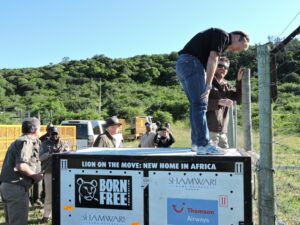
[239,222,254,225]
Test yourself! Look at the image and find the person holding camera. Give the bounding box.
[207,56,244,148]
[39,127,69,223]
[154,127,175,148]
[0,117,44,225]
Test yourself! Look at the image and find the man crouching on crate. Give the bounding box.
[0,117,44,225]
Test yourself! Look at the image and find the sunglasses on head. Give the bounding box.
[217,64,229,70]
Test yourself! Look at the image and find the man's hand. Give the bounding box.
[200,85,212,101]
[237,67,245,81]
[219,98,233,107]
[31,172,44,183]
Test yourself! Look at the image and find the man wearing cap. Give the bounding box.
[93,116,123,148]
[0,117,44,225]
[39,123,54,143]
[39,126,69,223]
[207,57,244,148]
[138,122,156,148]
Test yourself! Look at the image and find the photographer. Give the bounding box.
[39,127,69,223]
[154,127,175,148]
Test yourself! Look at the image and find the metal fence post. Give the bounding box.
[242,68,253,151]
[257,45,275,225]
[227,102,237,148]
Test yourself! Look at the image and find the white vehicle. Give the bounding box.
[61,120,105,150]
[91,120,106,136]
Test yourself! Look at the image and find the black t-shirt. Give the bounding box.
[178,28,230,68]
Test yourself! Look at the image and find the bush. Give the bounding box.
[153,110,173,125]
[282,72,300,83]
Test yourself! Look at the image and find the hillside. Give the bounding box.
[0,40,299,133]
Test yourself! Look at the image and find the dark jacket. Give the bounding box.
[154,132,175,148]
[40,138,69,173]
[207,77,241,133]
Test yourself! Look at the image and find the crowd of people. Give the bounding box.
[0,27,249,225]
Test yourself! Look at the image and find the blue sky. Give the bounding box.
[0,0,299,69]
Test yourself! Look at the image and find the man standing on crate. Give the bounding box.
[0,117,44,225]
[176,27,249,155]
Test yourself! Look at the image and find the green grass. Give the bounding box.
[0,121,299,225]
[273,135,300,225]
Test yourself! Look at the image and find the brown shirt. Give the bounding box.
[0,135,40,189]
[207,77,241,133]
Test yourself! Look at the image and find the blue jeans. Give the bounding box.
[176,54,210,146]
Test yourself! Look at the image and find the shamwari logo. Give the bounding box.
[169,177,217,186]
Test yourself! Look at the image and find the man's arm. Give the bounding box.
[39,143,51,162]
[206,51,219,87]
[201,51,219,100]
[15,163,43,183]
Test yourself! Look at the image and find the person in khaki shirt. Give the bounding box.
[0,117,44,225]
[138,122,156,148]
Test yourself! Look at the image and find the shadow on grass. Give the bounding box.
[0,201,50,225]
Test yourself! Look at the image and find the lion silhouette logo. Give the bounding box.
[76,178,99,204]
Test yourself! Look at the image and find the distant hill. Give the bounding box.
[0,40,299,133]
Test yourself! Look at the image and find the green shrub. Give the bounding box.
[153,110,173,125]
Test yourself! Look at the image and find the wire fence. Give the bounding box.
[260,35,300,225]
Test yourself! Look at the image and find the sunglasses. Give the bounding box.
[217,64,229,70]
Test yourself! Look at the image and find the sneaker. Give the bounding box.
[205,144,227,155]
[196,146,207,155]
[191,145,198,152]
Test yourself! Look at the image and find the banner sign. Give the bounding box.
[53,152,252,225]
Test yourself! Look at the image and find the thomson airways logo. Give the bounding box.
[167,198,218,225]
[172,202,185,214]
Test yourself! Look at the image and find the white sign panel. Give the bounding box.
[149,170,244,225]
[59,167,144,225]
[53,151,252,225]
